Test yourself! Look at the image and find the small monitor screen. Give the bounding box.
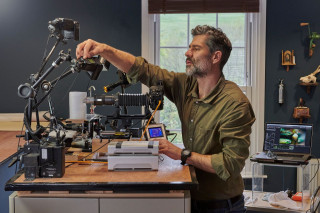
[148,127,164,138]
[264,123,312,153]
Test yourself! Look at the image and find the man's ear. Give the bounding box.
[211,51,222,65]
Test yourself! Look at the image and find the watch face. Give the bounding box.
[182,149,191,156]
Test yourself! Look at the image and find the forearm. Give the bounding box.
[187,152,216,174]
[99,44,135,73]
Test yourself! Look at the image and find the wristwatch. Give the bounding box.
[181,149,191,165]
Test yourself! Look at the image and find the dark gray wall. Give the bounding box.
[265,0,320,157]
[0,1,141,212]
[0,0,142,118]
[264,0,320,193]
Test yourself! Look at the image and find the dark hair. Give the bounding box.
[191,25,232,71]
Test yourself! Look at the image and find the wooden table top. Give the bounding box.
[6,155,198,192]
[2,121,198,192]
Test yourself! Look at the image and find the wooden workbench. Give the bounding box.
[1,120,197,192]
[6,153,197,192]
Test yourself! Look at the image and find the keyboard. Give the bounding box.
[276,154,304,158]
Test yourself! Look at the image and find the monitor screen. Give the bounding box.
[148,127,164,138]
[264,123,312,153]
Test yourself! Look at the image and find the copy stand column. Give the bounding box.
[251,162,264,202]
[298,163,310,208]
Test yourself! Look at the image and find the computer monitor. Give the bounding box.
[263,123,313,154]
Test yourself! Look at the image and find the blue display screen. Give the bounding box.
[264,123,312,153]
[148,127,163,138]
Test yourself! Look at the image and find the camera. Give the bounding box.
[48,18,79,41]
[71,56,110,80]
[149,81,164,110]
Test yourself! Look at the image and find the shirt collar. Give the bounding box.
[187,75,226,104]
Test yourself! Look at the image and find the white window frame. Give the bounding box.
[141,0,266,176]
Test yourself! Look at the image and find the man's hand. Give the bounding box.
[158,139,216,173]
[76,39,106,59]
[75,39,135,73]
[157,139,182,160]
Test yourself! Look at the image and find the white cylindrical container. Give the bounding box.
[69,91,87,120]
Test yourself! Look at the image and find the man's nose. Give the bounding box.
[185,49,192,57]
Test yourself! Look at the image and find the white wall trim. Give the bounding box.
[141,0,154,90]
[242,0,266,176]
[251,0,266,154]
[141,0,161,121]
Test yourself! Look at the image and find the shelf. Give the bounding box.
[299,82,318,94]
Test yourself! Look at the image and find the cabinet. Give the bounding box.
[9,191,191,213]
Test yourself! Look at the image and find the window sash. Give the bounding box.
[149,0,260,14]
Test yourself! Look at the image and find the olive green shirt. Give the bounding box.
[127,57,256,200]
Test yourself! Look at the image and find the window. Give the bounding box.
[156,13,250,144]
[141,0,266,176]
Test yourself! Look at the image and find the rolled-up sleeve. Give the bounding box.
[211,102,255,181]
[127,56,189,105]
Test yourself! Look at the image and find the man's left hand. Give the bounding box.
[157,139,182,160]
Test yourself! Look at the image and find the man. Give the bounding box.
[76,25,255,212]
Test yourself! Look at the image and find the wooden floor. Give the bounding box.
[0,131,25,163]
[0,121,49,163]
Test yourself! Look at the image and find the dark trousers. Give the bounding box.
[191,194,246,213]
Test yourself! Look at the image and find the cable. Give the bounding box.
[32,66,72,110]
[169,132,177,143]
[42,110,66,129]
[65,138,113,168]
[23,105,42,143]
[38,35,51,74]
[54,71,80,109]
[24,65,74,143]
[139,100,162,141]
[86,79,92,92]
[38,39,60,75]
[15,123,25,174]
[66,161,108,164]
[309,156,320,184]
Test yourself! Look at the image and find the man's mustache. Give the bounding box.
[186,58,194,64]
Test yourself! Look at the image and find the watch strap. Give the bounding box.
[181,149,191,165]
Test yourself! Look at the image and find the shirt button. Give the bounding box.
[191,119,194,122]
[189,138,192,141]
[195,101,198,104]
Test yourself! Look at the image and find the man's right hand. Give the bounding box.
[76,39,107,59]
[75,39,135,73]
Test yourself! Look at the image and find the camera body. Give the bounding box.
[149,81,164,110]
[48,18,79,41]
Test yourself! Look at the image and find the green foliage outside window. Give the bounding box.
[159,14,246,144]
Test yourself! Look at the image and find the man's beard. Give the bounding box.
[186,58,209,78]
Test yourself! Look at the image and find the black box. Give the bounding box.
[39,143,65,178]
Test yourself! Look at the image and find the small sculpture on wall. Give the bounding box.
[293,98,310,123]
[300,65,320,84]
[278,79,284,104]
[299,65,320,93]
[281,50,296,71]
[300,22,320,57]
